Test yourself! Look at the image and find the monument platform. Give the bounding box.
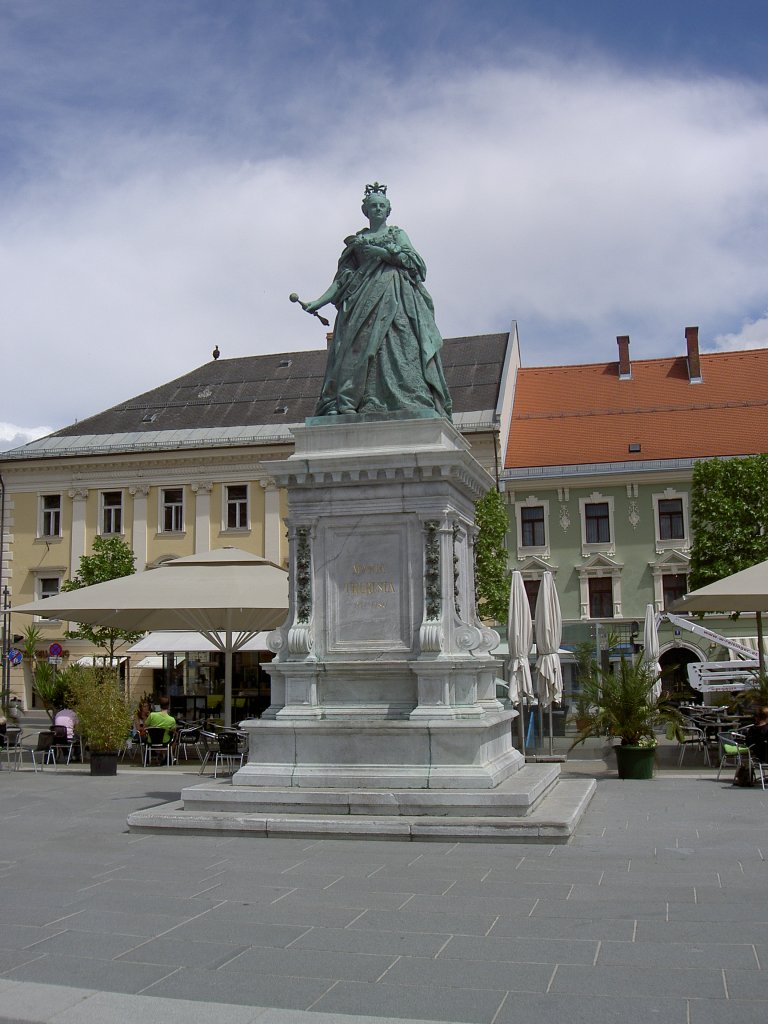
[127,768,596,843]
[129,416,595,842]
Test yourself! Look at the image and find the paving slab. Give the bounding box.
[1,763,767,1023]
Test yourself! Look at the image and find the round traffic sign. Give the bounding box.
[7,648,23,666]
[49,642,63,657]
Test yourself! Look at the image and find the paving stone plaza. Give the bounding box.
[1,758,766,1024]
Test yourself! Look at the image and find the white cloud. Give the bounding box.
[0,423,53,453]
[713,314,768,351]
[3,54,768,435]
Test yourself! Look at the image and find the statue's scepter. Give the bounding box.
[289,293,330,327]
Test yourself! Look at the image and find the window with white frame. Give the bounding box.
[579,492,615,555]
[588,576,614,618]
[225,484,249,530]
[40,494,62,537]
[35,574,63,622]
[515,496,549,557]
[577,554,623,619]
[101,490,123,535]
[161,487,184,533]
[652,488,689,549]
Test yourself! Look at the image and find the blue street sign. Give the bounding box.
[7,648,23,666]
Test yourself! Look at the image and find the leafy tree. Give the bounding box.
[62,536,143,665]
[474,487,510,623]
[689,455,768,590]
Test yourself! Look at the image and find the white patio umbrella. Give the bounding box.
[673,557,768,672]
[535,572,563,755]
[642,603,663,700]
[14,548,289,727]
[507,571,534,752]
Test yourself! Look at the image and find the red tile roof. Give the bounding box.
[505,348,768,469]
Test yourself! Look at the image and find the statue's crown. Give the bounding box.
[364,182,387,197]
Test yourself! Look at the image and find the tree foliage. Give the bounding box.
[474,487,510,623]
[689,455,768,590]
[62,536,143,663]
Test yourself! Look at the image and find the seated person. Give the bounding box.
[132,700,150,740]
[54,706,78,740]
[144,696,177,745]
[743,707,768,764]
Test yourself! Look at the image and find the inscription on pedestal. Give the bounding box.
[326,523,411,653]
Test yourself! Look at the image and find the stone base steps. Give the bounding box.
[126,776,596,844]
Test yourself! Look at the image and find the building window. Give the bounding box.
[652,489,690,551]
[161,488,184,533]
[658,498,684,540]
[40,494,62,537]
[585,502,610,544]
[226,484,248,530]
[36,575,62,622]
[524,578,541,619]
[101,491,123,535]
[521,506,545,547]
[662,573,687,609]
[588,576,614,618]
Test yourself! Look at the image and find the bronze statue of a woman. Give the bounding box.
[299,184,452,419]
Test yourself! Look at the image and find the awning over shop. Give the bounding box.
[127,631,272,654]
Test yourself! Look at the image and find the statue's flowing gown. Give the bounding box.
[315,226,452,418]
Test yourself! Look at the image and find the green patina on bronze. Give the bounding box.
[298,183,452,419]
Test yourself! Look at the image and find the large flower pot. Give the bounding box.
[614,744,655,779]
[89,751,119,776]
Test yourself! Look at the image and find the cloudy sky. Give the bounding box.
[2,0,768,450]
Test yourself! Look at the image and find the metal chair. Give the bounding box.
[197,730,220,775]
[716,731,751,780]
[213,730,246,778]
[142,727,173,767]
[176,726,203,762]
[677,723,711,766]
[47,725,75,765]
[1,727,24,770]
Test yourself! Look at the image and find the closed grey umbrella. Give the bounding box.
[535,572,563,755]
[507,571,534,752]
[642,603,663,700]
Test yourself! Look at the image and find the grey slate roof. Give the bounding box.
[3,334,508,460]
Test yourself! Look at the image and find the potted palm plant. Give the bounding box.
[66,665,133,775]
[571,655,684,779]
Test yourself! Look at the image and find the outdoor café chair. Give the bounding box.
[197,730,220,775]
[1,727,24,771]
[142,727,174,767]
[213,729,246,778]
[47,725,76,766]
[677,723,711,766]
[716,731,752,781]
[176,725,203,762]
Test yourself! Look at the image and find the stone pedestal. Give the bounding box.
[234,416,526,790]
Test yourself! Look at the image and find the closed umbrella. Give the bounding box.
[535,572,563,755]
[507,571,534,751]
[14,548,289,727]
[642,603,662,700]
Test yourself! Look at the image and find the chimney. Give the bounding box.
[685,325,702,383]
[617,335,631,379]
[326,332,334,349]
